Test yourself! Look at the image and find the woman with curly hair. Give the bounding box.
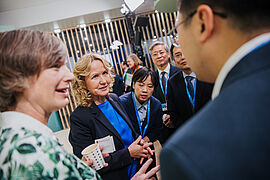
[69,54,154,180]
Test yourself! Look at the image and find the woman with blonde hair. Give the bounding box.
[126,54,143,74]
[69,54,153,180]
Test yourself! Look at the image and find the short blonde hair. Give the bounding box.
[0,30,67,112]
[127,53,142,66]
[72,54,114,107]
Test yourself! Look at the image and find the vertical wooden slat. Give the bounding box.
[165,13,174,43]
[119,19,129,59]
[123,19,133,54]
[104,23,119,74]
[79,28,87,54]
[75,28,83,56]
[97,24,106,56]
[101,23,111,58]
[156,12,165,43]
[70,29,79,61]
[88,25,96,53]
[109,22,121,74]
[114,20,125,74]
[93,25,102,55]
[151,14,160,40]
[58,109,66,129]
[160,12,171,47]
[141,27,153,69]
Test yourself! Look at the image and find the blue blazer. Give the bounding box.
[160,42,270,179]
[119,92,163,142]
[69,93,138,180]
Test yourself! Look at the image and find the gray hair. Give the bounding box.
[149,41,169,54]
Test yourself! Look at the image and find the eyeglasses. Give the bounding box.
[167,10,227,36]
[151,51,167,57]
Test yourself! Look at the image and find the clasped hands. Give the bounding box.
[128,135,154,164]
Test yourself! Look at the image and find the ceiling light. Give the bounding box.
[124,0,144,12]
[54,29,61,33]
[105,19,111,23]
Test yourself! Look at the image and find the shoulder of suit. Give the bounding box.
[168,70,183,82]
[119,92,131,102]
[150,96,162,106]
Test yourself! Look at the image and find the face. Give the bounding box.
[176,11,206,81]
[25,59,74,113]
[151,44,170,69]
[85,60,111,99]
[126,57,135,68]
[172,46,191,71]
[132,75,154,104]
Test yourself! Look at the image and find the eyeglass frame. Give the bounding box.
[167,9,227,36]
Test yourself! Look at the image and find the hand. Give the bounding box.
[131,158,160,180]
[139,138,154,164]
[142,136,150,143]
[163,114,174,128]
[128,136,151,159]
[82,146,109,167]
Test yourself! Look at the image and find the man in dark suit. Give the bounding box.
[149,41,181,144]
[166,44,213,130]
[160,0,270,179]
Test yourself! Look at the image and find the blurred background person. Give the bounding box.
[149,41,180,144]
[166,43,213,131]
[0,29,100,179]
[121,61,129,82]
[125,54,143,93]
[69,54,153,180]
[110,65,125,96]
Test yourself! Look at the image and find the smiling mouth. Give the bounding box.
[56,88,69,97]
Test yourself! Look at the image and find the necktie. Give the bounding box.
[138,106,146,125]
[161,71,167,91]
[186,76,194,99]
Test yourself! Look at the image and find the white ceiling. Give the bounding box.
[0,0,154,32]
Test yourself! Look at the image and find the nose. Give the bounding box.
[63,66,75,82]
[99,75,107,84]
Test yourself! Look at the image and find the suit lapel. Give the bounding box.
[90,103,124,144]
[108,96,137,136]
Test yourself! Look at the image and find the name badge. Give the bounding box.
[162,103,167,112]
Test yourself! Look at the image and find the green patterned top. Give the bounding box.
[0,111,102,180]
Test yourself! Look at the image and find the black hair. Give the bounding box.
[170,44,177,58]
[178,0,270,31]
[131,67,157,91]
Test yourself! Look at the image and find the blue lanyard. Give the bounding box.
[132,93,150,137]
[185,78,197,109]
[158,66,170,101]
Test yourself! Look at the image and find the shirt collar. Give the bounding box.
[0,111,54,137]
[182,71,196,79]
[212,32,270,99]
[134,95,148,110]
[158,63,170,77]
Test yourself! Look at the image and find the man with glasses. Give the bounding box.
[160,0,270,179]
[149,41,180,144]
[166,43,213,131]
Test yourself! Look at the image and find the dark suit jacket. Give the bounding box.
[160,42,270,179]
[112,74,125,96]
[69,93,138,180]
[119,92,163,142]
[152,64,181,104]
[167,71,213,129]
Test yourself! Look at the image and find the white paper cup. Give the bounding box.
[81,143,105,170]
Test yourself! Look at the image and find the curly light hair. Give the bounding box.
[72,54,114,107]
[0,30,67,112]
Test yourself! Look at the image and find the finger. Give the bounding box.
[144,165,160,179]
[140,157,144,165]
[100,146,103,151]
[135,136,142,144]
[103,153,109,158]
[146,147,154,156]
[138,158,153,173]
[104,163,109,167]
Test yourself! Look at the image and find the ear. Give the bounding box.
[195,5,215,43]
